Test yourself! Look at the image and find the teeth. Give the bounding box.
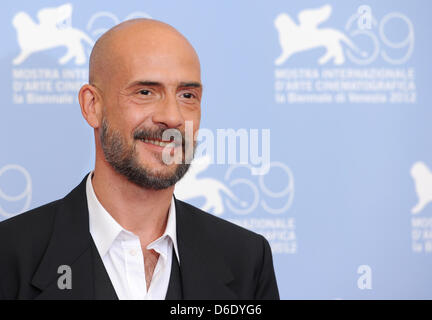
[143,139,171,147]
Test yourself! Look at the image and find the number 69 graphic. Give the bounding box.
[224,162,294,215]
[345,7,414,65]
[0,165,32,218]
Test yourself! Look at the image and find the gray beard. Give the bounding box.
[100,118,191,190]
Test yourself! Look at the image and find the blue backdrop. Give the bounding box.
[1,0,431,299]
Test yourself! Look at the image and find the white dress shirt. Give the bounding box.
[86,173,180,300]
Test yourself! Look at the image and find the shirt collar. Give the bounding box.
[86,172,180,262]
[147,196,179,262]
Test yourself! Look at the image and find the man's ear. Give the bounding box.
[78,84,103,128]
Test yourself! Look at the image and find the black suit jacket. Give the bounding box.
[0,175,279,300]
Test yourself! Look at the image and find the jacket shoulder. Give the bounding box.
[0,200,59,237]
[0,199,60,260]
[0,199,64,299]
[175,199,268,253]
[177,199,263,237]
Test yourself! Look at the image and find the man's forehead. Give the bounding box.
[119,51,201,87]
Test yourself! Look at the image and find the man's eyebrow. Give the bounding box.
[127,81,202,89]
[128,81,162,87]
[179,82,202,89]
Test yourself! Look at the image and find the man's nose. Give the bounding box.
[152,94,184,129]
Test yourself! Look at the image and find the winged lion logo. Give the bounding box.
[12,3,94,65]
[274,4,365,66]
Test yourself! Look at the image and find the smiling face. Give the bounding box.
[87,19,202,189]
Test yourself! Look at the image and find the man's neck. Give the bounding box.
[91,160,174,248]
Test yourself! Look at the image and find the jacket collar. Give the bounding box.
[30,174,236,299]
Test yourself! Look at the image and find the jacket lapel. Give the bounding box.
[91,239,118,300]
[31,174,116,300]
[174,198,238,300]
[165,248,183,300]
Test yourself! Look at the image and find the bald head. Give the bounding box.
[89,18,200,89]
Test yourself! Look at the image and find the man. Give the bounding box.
[0,19,279,300]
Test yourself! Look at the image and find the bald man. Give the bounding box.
[0,19,279,300]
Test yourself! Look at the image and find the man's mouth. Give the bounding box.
[139,138,173,147]
[137,138,183,150]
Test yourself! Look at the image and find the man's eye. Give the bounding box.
[139,90,151,95]
[182,92,195,99]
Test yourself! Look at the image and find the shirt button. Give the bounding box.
[129,249,137,256]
